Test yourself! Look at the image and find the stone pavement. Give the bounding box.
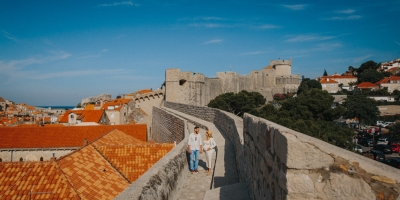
[162,107,250,200]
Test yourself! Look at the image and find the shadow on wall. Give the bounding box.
[213,125,239,189]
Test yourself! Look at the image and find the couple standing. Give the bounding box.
[187,126,216,174]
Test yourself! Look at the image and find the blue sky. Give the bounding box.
[1,0,400,106]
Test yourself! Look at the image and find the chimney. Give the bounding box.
[83,138,88,146]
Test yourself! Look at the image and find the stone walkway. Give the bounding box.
[162,107,249,200]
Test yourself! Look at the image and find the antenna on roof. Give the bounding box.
[230,63,232,71]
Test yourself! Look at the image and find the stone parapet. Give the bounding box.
[164,101,400,199]
[243,113,400,200]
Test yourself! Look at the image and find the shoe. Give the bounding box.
[195,170,199,173]
[190,170,194,174]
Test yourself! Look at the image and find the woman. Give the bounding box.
[203,130,216,174]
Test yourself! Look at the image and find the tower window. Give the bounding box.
[179,79,187,85]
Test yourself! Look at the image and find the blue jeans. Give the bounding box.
[190,150,199,170]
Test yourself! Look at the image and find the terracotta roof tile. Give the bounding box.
[319,78,338,83]
[83,104,95,110]
[96,143,174,182]
[357,82,378,88]
[92,129,145,147]
[0,124,147,149]
[57,145,130,199]
[0,161,79,199]
[321,75,357,79]
[59,110,104,123]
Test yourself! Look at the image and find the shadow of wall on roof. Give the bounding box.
[164,101,400,199]
[115,107,189,200]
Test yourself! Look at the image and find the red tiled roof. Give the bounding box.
[319,78,338,83]
[92,129,145,147]
[321,75,357,79]
[134,89,152,94]
[58,110,104,123]
[84,104,95,110]
[0,161,79,199]
[101,99,131,111]
[376,76,400,84]
[96,143,174,182]
[0,124,147,149]
[357,82,378,88]
[57,145,130,199]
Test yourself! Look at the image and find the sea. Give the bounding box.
[36,106,75,110]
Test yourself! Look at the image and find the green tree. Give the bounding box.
[297,78,322,95]
[388,122,400,141]
[323,69,328,76]
[342,94,380,127]
[76,103,81,108]
[357,69,384,84]
[208,90,266,116]
[357,60,378,74]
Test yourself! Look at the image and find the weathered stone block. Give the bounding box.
[322,173,375,199]
[274,131,334,169]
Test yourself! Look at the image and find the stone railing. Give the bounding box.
[116,108,189,200]
[243,113,400,199]
[165,101,400,199]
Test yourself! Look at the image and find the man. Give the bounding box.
[188,126,203,174]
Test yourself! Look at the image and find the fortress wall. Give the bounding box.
[151,106,185,143]
[0,149,76,162]
[163,102,400,199]
[204,78,223,106]
[217,72,240,94]
[135,94,163,116]
[165,68,205,105]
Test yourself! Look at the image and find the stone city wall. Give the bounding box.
[243,113,400,200]
[164,101,400,199]
[0,148,77,162]
[164,101,246,182]
[151,106,185,144]
[116,108,189,200]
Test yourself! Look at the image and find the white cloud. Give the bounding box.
[2,31,20,42]
[240,51,264,55]
[0,51,71,80]
[335,9,356,14]
[32,69,125,80]
[189,23,231,28]
[282,4,307,10]
[323,15,362,20]
[98,1,139,7]
[352,54,373,63]
[203,39,223,45]
[394,40,400,46]
[258,24,281,29]
[285,35,335,43]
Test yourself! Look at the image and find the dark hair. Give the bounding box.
[194,126,199,129]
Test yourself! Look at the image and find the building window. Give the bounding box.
[70,115,74,119]
[53,153,55,157]
[20,157,23,162]
[179,79,187,85]
[40,157,43,161]
[0,158,2,162]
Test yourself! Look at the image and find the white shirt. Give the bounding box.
[188,133,202,150]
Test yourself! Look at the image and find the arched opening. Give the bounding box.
[0,158,2,162]
[179,79,187,85]
[40,157,43,161]
[19,157,23,162]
